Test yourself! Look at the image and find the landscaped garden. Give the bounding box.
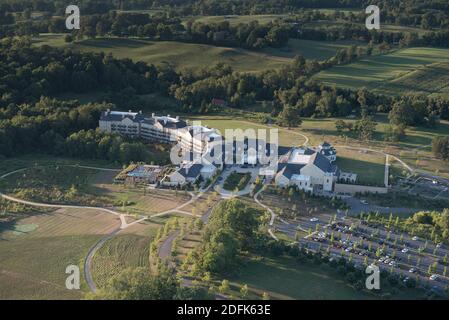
[223,172,252,191]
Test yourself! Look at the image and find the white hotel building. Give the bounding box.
[99,110,219,154]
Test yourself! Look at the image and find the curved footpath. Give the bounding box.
[0,165,198,293]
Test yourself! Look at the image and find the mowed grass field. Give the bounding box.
[261,39,365,61]
[314,47,449,96]
[229,256,376,300]
[0,207,120,299]
[33,34,362,72]
[91,217,167,289]
[229,255,424,300]
[33,34,287,72]
[336,148,386,186]
[187,115,307,148]
[184,14,293,26]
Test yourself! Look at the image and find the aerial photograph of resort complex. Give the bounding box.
[1,0,449,309]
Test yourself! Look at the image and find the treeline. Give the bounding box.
[367,209,449,244]
[90,264,211,300]
[0,37,164,105]
[0,97,166,164]
[432,136,449,161]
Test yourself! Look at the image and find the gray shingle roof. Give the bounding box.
[100,111,145,123]
[178,164,203,178]
[279,163,305,179]
[310,152,334,173]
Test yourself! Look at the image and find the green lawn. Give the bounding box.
[0,206,120,299]
[229,255,425,300]
[314,47,449,96]
[336,154,386,186]
[262,39,365,61]
[91,217,168,289]
[230,256,376,300]
[33,34,364,73]
[33,35,287,72]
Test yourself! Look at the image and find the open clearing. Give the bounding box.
[314,47,449,96]
[0,207,119,299]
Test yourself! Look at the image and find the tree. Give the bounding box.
[432,136,449,160]
[91,266,179,300]
[335,120,346,134]
[64,34,74,43]
[354,116,377,141]
[277,104,301,128]
[219,279,230,295]
[240,284,249,299]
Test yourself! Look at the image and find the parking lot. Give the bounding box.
[274,212,449,291]
[408,177,449,201]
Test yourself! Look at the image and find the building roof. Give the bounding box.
[177,163,203,179]
[100,110,145,123]
[154,116,187,129]
[320,148,336,157]
[101,111,187,129]
[278,163,305,179]
[310,152,334,173]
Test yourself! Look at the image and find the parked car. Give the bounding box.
[409,267,417,273]
[401,248,409,253]
[412,236,419,241]
[310,218,319,222]
[360,200,368,205]
[430,274,439,281]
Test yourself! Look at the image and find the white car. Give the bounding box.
[409,268,417,273]
[310,218,319,222]
[360,200,368,205]
[436,243,442,248]
[429,274,439,281]
[412,236,419,241]
[389,261,396,267]
[378,257,385,263]
[401,248,409,253]
[384,259,391,264]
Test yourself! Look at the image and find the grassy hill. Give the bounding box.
[33,34,288,72]
[33,34,361,72]
[313,47,449,96]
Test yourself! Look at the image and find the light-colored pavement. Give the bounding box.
[214,166,259,198]
[254,186,278,241]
